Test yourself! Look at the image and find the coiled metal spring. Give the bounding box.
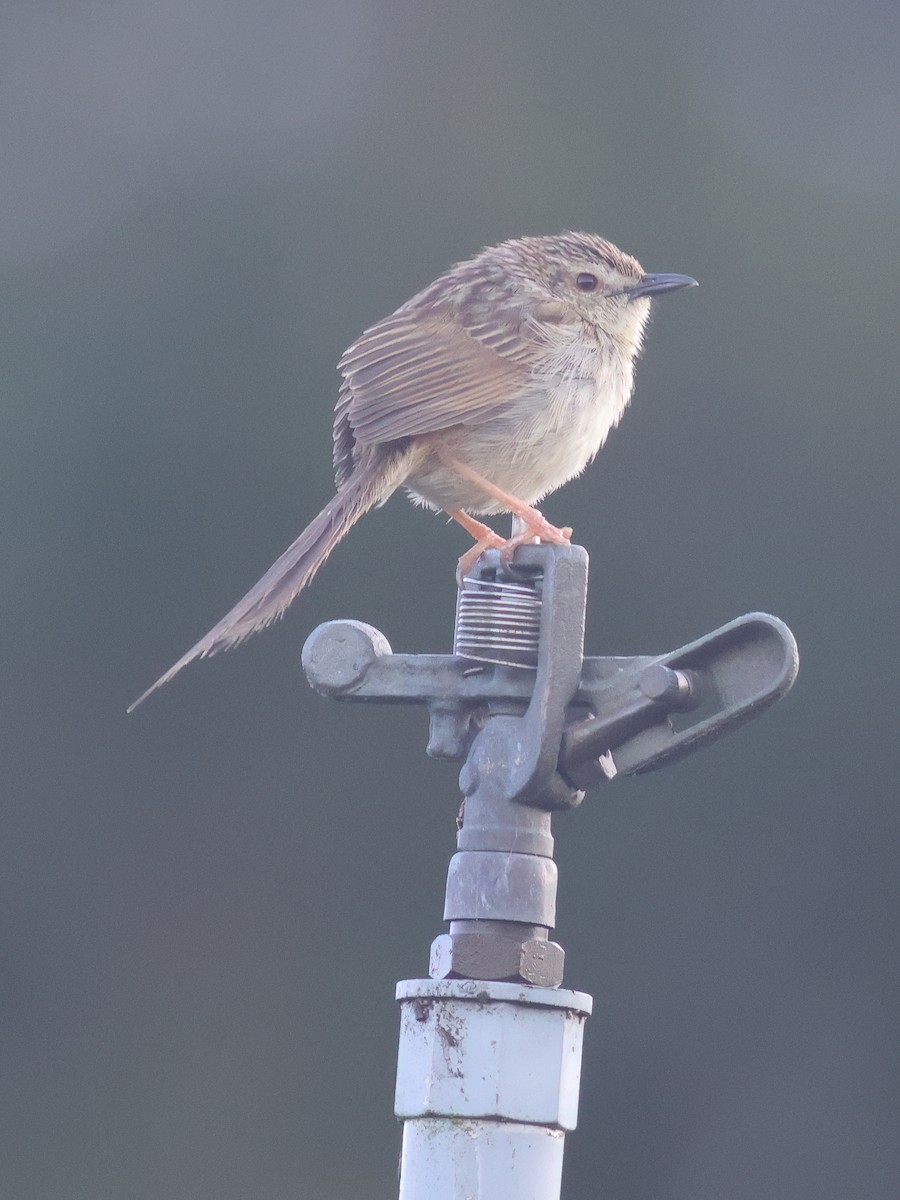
[453,573,542,669]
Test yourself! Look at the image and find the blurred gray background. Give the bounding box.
[4,2,899,1197]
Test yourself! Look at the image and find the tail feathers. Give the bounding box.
[128,461,392,711]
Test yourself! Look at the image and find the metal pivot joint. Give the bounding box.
[301,543,798,1200]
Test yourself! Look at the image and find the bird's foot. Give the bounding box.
[499,507,572,561]
[446,508,506,582]
[445,503,572,581]
[457,531,506,581]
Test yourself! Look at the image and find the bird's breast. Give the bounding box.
[405,342,636,514]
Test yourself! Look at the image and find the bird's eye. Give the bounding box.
[576,273,598,292]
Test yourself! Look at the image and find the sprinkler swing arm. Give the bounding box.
[301,544,798,796]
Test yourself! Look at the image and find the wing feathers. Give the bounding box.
[337,311,538,447]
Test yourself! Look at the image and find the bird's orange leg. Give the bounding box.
[439,453,573,546]
[445,508,506,577]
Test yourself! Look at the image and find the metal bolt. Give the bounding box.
[638,663,700,709]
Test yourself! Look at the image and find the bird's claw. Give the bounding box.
[455,507,573,583]
[457,532,506,584]
[498,516,573,563]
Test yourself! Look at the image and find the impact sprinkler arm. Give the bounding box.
[301,546,798,792]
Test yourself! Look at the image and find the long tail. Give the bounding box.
[128,458,396,711]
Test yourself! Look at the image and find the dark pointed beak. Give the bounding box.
[627,272,698,300]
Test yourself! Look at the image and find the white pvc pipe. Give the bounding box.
[395,979,592,1200]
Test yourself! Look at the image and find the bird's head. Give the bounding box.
[494,232,697,349]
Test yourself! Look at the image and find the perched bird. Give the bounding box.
[129,232,696,710]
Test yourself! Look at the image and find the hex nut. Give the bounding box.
[430,932,565,987]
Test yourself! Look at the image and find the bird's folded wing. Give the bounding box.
[337,310,540,447]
